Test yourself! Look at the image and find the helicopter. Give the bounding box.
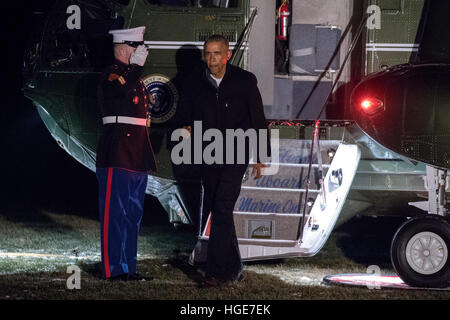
[22,0,449,288]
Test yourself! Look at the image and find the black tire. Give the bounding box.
[391,215,450,288]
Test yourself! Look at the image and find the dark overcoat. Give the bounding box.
[178,63,271,167]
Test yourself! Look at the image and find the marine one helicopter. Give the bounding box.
[23,0,450,288]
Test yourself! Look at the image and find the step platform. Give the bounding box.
[189,140,361,265]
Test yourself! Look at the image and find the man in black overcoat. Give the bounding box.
[178,34,271,286]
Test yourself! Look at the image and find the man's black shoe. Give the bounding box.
[200,276,224,288]
[107,274,129,281]
[200,272,245,288]
[127,273,154,281]
[106,273,153,281]
[232,273,245,284]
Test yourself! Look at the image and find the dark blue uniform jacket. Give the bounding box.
[96,60,157,172]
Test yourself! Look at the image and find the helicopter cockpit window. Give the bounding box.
[146,0,237,8]
[43,1,123,70]
[44,28,117,70]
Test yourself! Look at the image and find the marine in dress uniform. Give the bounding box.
[96,26,157,280]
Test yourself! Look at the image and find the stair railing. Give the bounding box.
[297,14,368,243]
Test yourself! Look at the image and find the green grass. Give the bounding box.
[0,210,449,300]
[1,257,450,300]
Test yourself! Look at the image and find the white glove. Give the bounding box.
[129,45,149,66]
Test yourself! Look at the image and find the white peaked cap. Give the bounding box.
[109,26,146,44]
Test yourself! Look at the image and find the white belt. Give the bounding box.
[102,116,147,126]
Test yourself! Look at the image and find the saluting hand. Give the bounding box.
[251,163,266,180]
[130,45,149,66]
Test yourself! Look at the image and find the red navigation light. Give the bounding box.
[361,99,372,109]
[360,97,384,115]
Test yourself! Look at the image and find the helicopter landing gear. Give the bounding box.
[391,215,450,288]
[391,166,450,288]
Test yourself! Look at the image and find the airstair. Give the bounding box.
[190,122,361,263]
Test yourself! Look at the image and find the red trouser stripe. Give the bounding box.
[203,212,212,237]
[103,167,113,278]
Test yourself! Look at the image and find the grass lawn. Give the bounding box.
[0,209,449,300]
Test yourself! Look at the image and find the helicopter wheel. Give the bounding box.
[391,215,450,288]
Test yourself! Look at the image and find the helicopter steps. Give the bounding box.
[190,138,361,263]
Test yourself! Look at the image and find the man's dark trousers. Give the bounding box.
[202,164,247,281]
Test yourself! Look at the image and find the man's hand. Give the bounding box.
[251,163,266,180]
[130,45,149,66]
[181,126,191,139]
[183,126,192,134]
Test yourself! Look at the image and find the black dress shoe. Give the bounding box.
[107,274,129,281]
[127,273,154,281]
[200,276,224,288]
[232,273,245,283]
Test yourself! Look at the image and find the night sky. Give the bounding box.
[2,2,93,219]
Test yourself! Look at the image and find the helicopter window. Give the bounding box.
[43,1,123,70]
[44,30,87,68]
[146,0,238,8]
[44,28,117,70]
